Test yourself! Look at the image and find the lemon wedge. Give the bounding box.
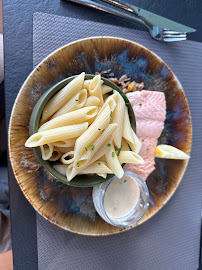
[155,144,190,159]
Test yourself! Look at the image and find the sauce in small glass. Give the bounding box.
[104,175,140,218]
[92,171,149,227]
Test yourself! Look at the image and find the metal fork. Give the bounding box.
[148,27,186,42]
[68,0,187,42]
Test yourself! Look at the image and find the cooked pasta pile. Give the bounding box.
[25,72,144,182]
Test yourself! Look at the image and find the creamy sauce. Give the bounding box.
[104,175,140,219]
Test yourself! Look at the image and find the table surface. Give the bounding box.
[3,0,202,269]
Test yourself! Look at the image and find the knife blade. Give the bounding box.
[101,0,196,33]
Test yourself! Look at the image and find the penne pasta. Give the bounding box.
[56,147,74,153]
[66,164,77,181]
[51,89,87,119]
[52,139,76,148]
[103,94,110,102]
[111,92,125,148]
[53,164,67,176]
[79,123,117,168]
[121,138,130,151]
[97,156,107,163]
[25,122,88,147]
[82,79,91,90]
[41,72,85,122]
[78,161,112,174]
[87,116,96,126]
[60,151,75,165]
[89,75,103,106]
[101,84,113,95]
[122,106,141,153]
[105,142,124,179]
[90,137,113,165]
[73,104,111,164]
[40,144,54,160]
[118,151,144,164]
[84,96,100,107]
[131,129,142,154]
[38,106,98,131]
[97,93,118,117]
[48,147,62,161]
[97,173,107,178]
[25,72,145,183]
[66,137,113,181]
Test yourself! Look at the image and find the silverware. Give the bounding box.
[101,0,196,33]
[101,0,196,42]
[68,0,146,26]
[68,0,196,42]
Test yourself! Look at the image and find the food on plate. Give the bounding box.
[25,71,190,183]
[54,161,113,176]
[84,96,100,107]
[96,69,144,94]
[89,75,104,106]
[25,73,143,182]
[109,92,125,148]
[118,151,144,164]
[124,90,166,180]
[124,90,189,180]
[122,107,142,153]
[25,123,89,147]
[51,88,87,119]
[38,106,98,131]
[155,144,190,159]
[104,174,140,219]
[40,72,85,123]
[40,143,53,160]
[104,142,124,179]
[52,139,76,148]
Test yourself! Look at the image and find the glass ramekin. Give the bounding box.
[92,171,149,227]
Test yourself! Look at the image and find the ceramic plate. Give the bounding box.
[9,37,192,235]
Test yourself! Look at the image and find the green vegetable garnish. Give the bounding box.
[112,152,115,157]
[110,111,113,117]
[98,163,101,165]
[85,147,88,151]
[107,143,111,147]
[98,128,101,130]
[117,145,122,156]
[77,162,80,167]
[101,129,105,134]
[90,145,95,150]
[139,103,142,106]
[75,99,78,101]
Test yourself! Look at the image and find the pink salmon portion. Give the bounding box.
[124,90,166,181]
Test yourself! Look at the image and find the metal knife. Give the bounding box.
[101,0,196,33]
[68,0,147,26]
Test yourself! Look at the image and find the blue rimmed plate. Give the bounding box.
[9,37,191,235]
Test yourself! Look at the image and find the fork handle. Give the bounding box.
[68,0,147,27]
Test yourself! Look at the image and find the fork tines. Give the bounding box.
[162,30,187,42]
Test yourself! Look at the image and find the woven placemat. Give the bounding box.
[33,12,202,270]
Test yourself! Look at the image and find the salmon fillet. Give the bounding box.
[124,90,166,181]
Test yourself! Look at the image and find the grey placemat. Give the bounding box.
[33,12,202,270]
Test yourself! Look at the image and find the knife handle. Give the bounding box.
[100,0,150,25]
[100,0,138,15]
[68,0,147,27]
